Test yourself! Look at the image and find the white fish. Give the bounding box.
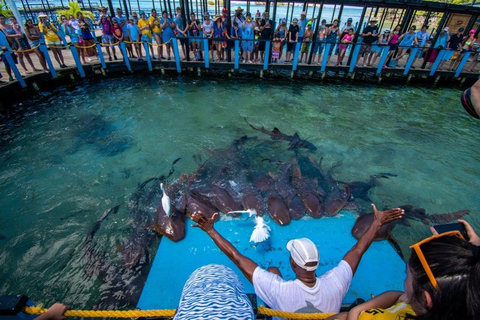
[228,209,257,217]
[160,182,171,217]
[249,216,271,243]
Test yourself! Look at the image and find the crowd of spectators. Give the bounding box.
[0,7,479,82]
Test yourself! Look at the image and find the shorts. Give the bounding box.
[301,42,310,53]
[47,40,62,47]
[153,31,163,37]
[179,37,188,45]
[388,44,398,51]
[258,39,267,51]
[287,41,296,53]
[30,40,40,47]
[101,34,115,44]
[359,44,372,55]
[141,34,152,42]
[272,50,279,59]
[312,42,324,54]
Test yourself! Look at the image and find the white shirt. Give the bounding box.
[253,260,353,316]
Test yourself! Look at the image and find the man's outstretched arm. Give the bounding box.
[343,204,404,275]
[191,211,258,283]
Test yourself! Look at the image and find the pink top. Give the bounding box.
[389,33,400,44]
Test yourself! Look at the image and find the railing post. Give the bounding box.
[172,37,181,73]
[292,41,301,71]
[203,38,210,68]
[4,50,26,87]
[348,44,361,73]
[119,41,132,71]
[455,51,472,77]
[143,41,152,71]
[96,43,107,69]
[429,50,446,76]
[234,40,239,69]
[69,44,86,78]
[39,39,57,78]
[376,46,390,75]
[0,31,26,87]
[263,40,270,70]
[403,48,419,75]
[321,43,331,72]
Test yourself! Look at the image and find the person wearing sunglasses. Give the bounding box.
[327,227,480,320]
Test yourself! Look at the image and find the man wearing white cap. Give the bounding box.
[191,204,404,315]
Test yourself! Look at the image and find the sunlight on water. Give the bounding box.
[0,75,479,308]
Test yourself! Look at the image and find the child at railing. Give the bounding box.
[253,27,260,63]
[272,33,281,63]
[112,19,126,60]
[337,27,355,66]
[300,21,313,64]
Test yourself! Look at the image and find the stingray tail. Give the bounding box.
[388,235,405,260]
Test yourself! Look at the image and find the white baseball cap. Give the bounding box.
[286,238,319,271]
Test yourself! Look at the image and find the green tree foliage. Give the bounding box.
[0,0,13,17]
[56,1,95,23]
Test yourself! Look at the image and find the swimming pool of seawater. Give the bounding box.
[0,75,479,310]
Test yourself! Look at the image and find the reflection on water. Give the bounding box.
[0,75,479,309]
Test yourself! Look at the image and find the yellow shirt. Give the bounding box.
[38,22,60,42]
[359,302,416,320]
[137,18,152,36]
[148,16,162,33]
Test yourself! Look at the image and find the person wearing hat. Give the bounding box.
[234,7,245,26]
[35,13,68,68]
[438,27,464,70]
[426,26,450,69]
[300,21,314,63]
[341,17,355,34]
[358,17,379,66]
[191,204,404,315]
[285,17,300,62]
[275,18,288,61]
[96,6,118,61]
[211,14,228,61]
[138,10,156,59]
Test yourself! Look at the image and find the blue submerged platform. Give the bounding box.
[137,211,405,310]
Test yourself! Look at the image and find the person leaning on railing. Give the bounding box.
[326,220,480,320]
[461,79,480,119]
[191,204,404,317]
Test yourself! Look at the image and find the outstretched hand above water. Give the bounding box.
[372,204,404,226]
[191,211,218,234]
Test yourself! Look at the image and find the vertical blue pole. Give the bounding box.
[143,41,152,71]
[120,41,131,71]
[4,51,26,87]
[429,50,446,76]
[403,48,419,75]
[57,29,68,47]
[69,45,85,77]
[455,51,471,77]
[376,47,390,75]
[203,38,209,68]
[234,40,239,69]
[263,40,270,70]
[96,43,107,68]
[348,44,361,73]
[172,38,181,73]
[292,41,300,71]
[321,43,331,72]
[39,41,57,78]
[0,32,26,86]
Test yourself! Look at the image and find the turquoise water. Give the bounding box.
[0,75,479,310]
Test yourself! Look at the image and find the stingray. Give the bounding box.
[352,206,470,259]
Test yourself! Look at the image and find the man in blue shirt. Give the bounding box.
[298,11,308,43]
